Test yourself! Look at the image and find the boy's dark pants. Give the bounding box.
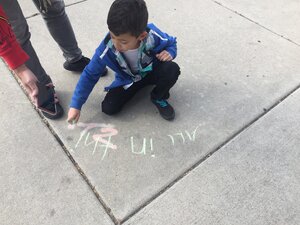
[102,61,180,115]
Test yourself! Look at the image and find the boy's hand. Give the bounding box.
[67,108,81,124]
[156,50,173,61]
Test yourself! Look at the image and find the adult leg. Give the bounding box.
[1,0,64,119]
[32,0,107,74]
[32,0,82,63]
[1,0,52,85]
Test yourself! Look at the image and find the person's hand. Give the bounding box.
[14,64,38,105]
[67,108,81,124]
[156,50,173,61]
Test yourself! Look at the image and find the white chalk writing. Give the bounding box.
[168,125,199,146]
[70,122,118,160]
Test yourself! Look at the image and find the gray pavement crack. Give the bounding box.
[7,68,120,225]
[37,120,121,225]
[19,1,300,223]
[25,0,88,19]
[212,0,300,47]
[120,83,300,224]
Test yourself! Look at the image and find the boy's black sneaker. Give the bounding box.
[63,56,108,76]
[151,98,175,121]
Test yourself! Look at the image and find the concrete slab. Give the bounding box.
[215,0,300,44]
[124,87,300,225]
[18,0,84,18]
[18,0,300,220]
[0,65,113,225]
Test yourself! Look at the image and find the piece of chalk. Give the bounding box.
[68,122,76,130]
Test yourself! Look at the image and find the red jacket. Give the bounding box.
[0,5,29,70]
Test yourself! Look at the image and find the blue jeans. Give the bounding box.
[1,0,82,84]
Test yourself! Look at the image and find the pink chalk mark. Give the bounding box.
[92,127,119,150]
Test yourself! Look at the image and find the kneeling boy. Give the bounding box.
[68,0,180,122]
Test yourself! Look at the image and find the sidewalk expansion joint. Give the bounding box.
[212,0,300,47]
[38,118,121,225]
[39,121,121,225]
[25,0,88,19]
[8,70,121,225]
[120,83,300,224]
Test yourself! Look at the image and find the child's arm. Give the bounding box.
[161,34,177,60]
[67,108,80,124]
[148,23,177,60]
[68,42,107,123]
[156,50,173,61]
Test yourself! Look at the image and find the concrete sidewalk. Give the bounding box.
[0,0,299,224]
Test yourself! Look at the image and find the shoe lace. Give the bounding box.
[156,99,168,107]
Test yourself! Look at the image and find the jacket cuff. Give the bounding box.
[166,48,176,60]
[70,99,83,110]
[2,42,29,70]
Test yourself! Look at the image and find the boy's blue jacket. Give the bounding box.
[70,23,177,110]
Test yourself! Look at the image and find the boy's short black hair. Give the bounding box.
[107,0,148,37]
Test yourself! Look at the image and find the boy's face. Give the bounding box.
[110,31,147,52]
